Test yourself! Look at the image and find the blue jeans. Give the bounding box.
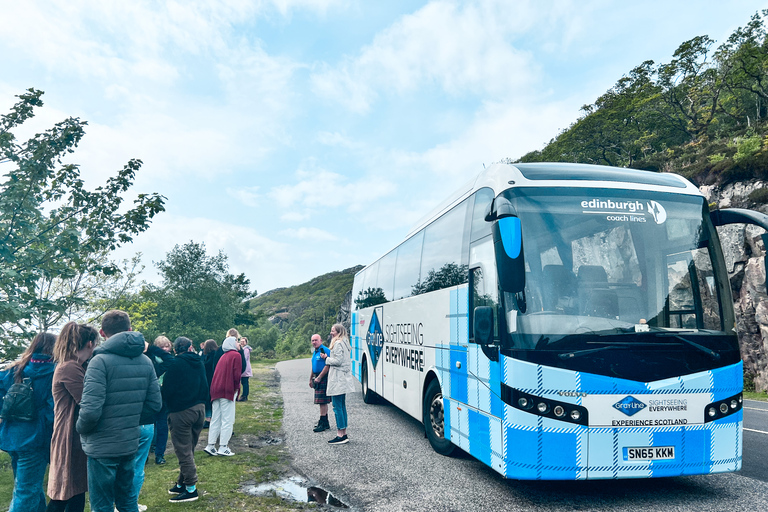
[331,394,348,430]
[154,405,168,458]
[132,424,154,497]
[87,455,137,512]
[8,449,48,512]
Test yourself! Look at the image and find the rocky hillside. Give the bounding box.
[703,181,768,390]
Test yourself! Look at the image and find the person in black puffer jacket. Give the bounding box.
[162,337,210,503]
[76,310,161,512]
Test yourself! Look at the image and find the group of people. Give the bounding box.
[308,324,356,444]
[0,310,254,512]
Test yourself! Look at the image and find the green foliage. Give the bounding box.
[0,89,165,360]
[355,287,387,308]
[514,11,768,186]
[118,241,256,344]
[732,133,762,161]
[249,265,361,357]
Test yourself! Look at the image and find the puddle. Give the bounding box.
[243,476,349,508]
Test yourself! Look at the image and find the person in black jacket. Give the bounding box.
[200,339,218,427]
[163,337,209,503]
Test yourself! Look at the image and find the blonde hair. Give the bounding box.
[154,336,172,349]
[226,328,240,339]
[329,323,348,349]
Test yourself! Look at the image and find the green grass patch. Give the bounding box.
[743,390,768,402]
[1,360,307,512]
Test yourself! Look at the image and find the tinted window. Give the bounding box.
[376,250,397,302]
[470,188,493,242]
[416,199,469,295]
[394,231,424,300]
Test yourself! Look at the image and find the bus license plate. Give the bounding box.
[624,446,675,461]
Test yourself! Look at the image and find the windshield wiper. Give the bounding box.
[558,346,619,360]
[659,334,721,361]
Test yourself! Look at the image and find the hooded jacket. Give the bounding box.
[162,351,209,413]
[209,337,242,401]
[76,331,161,458]
[0,353,55,452]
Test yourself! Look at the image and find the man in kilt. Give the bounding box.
[309,334,332,432]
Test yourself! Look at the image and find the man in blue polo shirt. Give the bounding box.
[309,334,331,432]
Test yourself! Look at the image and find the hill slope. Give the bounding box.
[247,265,362,357]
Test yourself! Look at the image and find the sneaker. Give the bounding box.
[169,489,198,503]
[155,455,166,465]
[139,505,148,512]
[216,446,234,456]
[169,484,184,494]
[328,435,349,445]
[203,445,217,456]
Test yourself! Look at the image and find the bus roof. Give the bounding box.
[356,162,702,278]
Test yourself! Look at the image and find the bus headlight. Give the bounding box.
[704,393,742,423]
[502,385,589,426]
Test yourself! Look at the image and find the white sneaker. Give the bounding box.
[216,446,234,456]
[139,505,148,512]
[203,445,217,456]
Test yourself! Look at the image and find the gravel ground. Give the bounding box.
[277,358,768,512]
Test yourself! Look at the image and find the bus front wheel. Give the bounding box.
[423,379,457,456]
[361,361,378,404]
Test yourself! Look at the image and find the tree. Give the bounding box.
[0,89,165,359]
[142,241,256,343]
[32,252,144,332]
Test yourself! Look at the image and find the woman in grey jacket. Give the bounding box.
[320,323,355,445]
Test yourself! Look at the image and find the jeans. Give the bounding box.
[132,424,154,497]
[154,405,169,457]
[240,377,250,400]
[331,394,348,430]
[8,449,48,512]
[87,455,137,512]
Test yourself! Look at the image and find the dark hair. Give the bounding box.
[10,332,56,383]
[202,339,218,355]
[54,322,99,363]
[101,310,131,337]
[174,336,193,355]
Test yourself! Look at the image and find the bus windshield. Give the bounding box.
[499,187,739,378]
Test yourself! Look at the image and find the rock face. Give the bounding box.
[701,181,768,391]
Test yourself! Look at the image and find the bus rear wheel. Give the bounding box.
[361,360,378,404]
[423,379,457,456]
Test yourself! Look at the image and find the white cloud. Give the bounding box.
[310,0,541,112]
[279,227,338,241]
[269,163,397,214]
[227,186,261,207]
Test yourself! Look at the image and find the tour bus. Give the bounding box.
[349,162,768,480]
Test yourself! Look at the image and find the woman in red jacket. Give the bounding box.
[204,335,241,457]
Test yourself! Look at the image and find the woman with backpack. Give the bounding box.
[46,322,99,512]
[0,332,57,512]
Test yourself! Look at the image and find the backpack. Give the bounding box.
[1,377,37,422]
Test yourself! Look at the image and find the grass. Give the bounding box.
[743,390,768,402]
[1,359,309,511]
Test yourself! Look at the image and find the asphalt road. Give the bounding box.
[277,359,768,512]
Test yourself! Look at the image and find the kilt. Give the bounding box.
[313,376,331,404]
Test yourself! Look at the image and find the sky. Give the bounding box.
[1,0,766,295]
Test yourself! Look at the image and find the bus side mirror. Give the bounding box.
[492,211,525,293]
[473,306,494,346]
